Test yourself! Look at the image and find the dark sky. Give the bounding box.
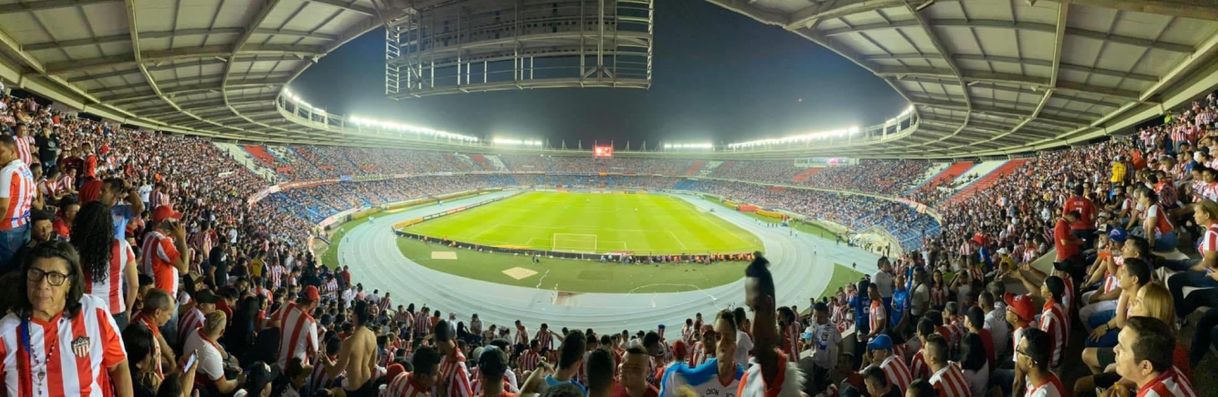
[290,1,906,147]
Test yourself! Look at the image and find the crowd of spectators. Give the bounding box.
[2,77,1217,397]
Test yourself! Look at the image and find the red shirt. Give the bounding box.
[1062,196,1096,230]
[1053,219,1079,261]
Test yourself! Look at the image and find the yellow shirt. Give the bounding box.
[1111,161,1127,183]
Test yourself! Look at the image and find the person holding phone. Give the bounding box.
[184,311,242,395]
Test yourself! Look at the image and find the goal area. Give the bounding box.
[552,233,599,253]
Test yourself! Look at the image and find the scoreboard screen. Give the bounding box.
[594,145,614,158]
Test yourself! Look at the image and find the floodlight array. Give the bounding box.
[492,137,544,147]
[347,115,479,142]
[726,126,862,150]
[663,143,714,150]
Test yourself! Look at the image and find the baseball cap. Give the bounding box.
[152,205,182,223]
[1004,293,1037,322]
[385,363,405,382]
[1108,228,1128,243]
[867,335,894,352]
[79,179,103,203]
[303,285,320,302]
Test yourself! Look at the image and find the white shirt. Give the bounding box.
[910,284,930,316]
[183,329,225,382]
[983,307,1010,360]
[873,271,895,298]
[735,330,754,366]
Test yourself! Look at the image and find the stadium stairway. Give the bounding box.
[683,160,706,176]
[791,167,822,183]
[945,159,1028,205]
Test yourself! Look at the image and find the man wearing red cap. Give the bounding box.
[275,285,321,370]
[998,293,1038,396]
[140,205,189,299]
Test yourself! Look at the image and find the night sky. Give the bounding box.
[290,1,907,147]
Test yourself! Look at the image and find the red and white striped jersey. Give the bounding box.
[928,363,970,397]
[879,355,912,393]
[0,295,127,397]
[322,278,339,297]
[438,351,473,397]
[689,342,708,367]
[909,349,929,381]
[1146,204,1174,235]
[268,265,285,289]
[536,330,553,351]
[309,354,338,393]
[414,313,431,337]
[140,230,180,296]
[0,159,34,231]
[276,303,318,369]
[14,135,32,167]
[518,350,541,373]
[82,238,135,315]
[1197,224,1218,254]
[1025,372,1067,397]
[384,372,432,397]
[178,307,205,348]
[1137,367,1196,397]
[1037,302,1067,368]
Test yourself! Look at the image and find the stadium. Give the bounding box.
[1,0,1217,396]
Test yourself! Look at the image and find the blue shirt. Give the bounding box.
[544,375,587,396]
[112,203,135,240]
[659,358,744,397]
[850,294,870,334]
[891,288,910,327]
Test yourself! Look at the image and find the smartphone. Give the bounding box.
[184,351,198,372]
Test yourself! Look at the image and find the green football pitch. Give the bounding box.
[401,191,763,255]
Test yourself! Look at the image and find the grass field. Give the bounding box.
[402,191,763,255]
[396,237,750,292]
[395,235,865,294]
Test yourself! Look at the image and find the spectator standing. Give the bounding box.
[140,205,188,300]
[0,133,36,271]
[435,319,474,397]
[74,201,138,329]
[737,254,801,397]
[274,285,321,369]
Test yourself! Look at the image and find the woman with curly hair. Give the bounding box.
[74,201,138,329]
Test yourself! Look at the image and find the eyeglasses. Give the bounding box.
[27,268,70,286]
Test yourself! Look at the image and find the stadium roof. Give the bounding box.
[0,0,388,145]
[2,0,1218,157]
[710,0,1218,158]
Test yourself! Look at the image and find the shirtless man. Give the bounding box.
[324,300,377,397]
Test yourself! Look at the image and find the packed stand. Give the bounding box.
[1,82,1216,397]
